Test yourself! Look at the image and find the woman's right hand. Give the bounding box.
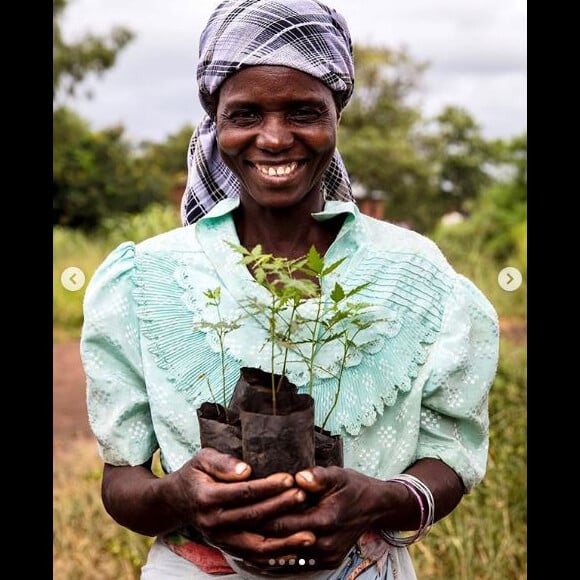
[164,447,316,561]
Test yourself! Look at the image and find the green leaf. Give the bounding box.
[306,245,324,274]
[330,282,346,303]
[346,282,371,298]
[321,256,347,277]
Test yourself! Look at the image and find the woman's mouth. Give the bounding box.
[254,162,299,177]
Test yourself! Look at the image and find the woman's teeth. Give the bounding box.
[256,162,298,176]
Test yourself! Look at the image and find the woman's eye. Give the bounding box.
[228,110,260,125]
[290,108,321,122]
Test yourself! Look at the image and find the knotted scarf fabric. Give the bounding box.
[181,0,355,225]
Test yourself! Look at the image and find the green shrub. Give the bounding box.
[98,203,182,248]
[432,219,527,321]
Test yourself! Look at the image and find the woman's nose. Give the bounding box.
[255,114,294,151]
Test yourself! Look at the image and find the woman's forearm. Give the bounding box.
[101,462,187,537]
[369,458,465,532]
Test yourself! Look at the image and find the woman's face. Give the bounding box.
[216,65,339,209]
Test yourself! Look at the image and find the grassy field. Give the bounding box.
[53,209,526,578]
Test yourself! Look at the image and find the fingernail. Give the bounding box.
[295,490,306,502]
[297,470,313,482]
[235,462,249,475]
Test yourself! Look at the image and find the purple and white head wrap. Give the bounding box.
[181,0,355,225]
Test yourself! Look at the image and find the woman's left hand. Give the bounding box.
[256,466,385,571]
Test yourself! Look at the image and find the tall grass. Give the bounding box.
[431,221,527,322]
[53,441,156,579]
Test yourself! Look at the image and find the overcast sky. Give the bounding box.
[60,0,527,144]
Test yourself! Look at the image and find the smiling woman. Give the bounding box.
[215,66,339,228]
[79,2,499,579]
[180,0,355,224]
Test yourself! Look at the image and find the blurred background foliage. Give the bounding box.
[53,0,526,243]
[53,1,526,578]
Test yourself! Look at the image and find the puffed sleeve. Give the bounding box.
[416,274,499,492]
[80,241,158,466]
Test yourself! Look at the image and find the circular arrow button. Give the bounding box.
[61,266,86,292]
[497,266,522,292]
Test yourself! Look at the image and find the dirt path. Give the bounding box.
[53,340,93,454]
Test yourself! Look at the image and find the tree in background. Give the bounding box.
[339,46,441,232]
[53,108,169,230]
[338,46,513,234]
[432,132,527,268]
[53,0,134,102]
[53,0,172,230]
[136,124,196,192]
[429,106,502,217]
[463,133,527,263]
[131,124,196,212]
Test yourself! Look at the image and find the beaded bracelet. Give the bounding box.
[379,473,435,547]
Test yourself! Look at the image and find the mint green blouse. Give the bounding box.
[80,199,499,491]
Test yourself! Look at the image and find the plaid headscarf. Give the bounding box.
[181,0,355,225]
